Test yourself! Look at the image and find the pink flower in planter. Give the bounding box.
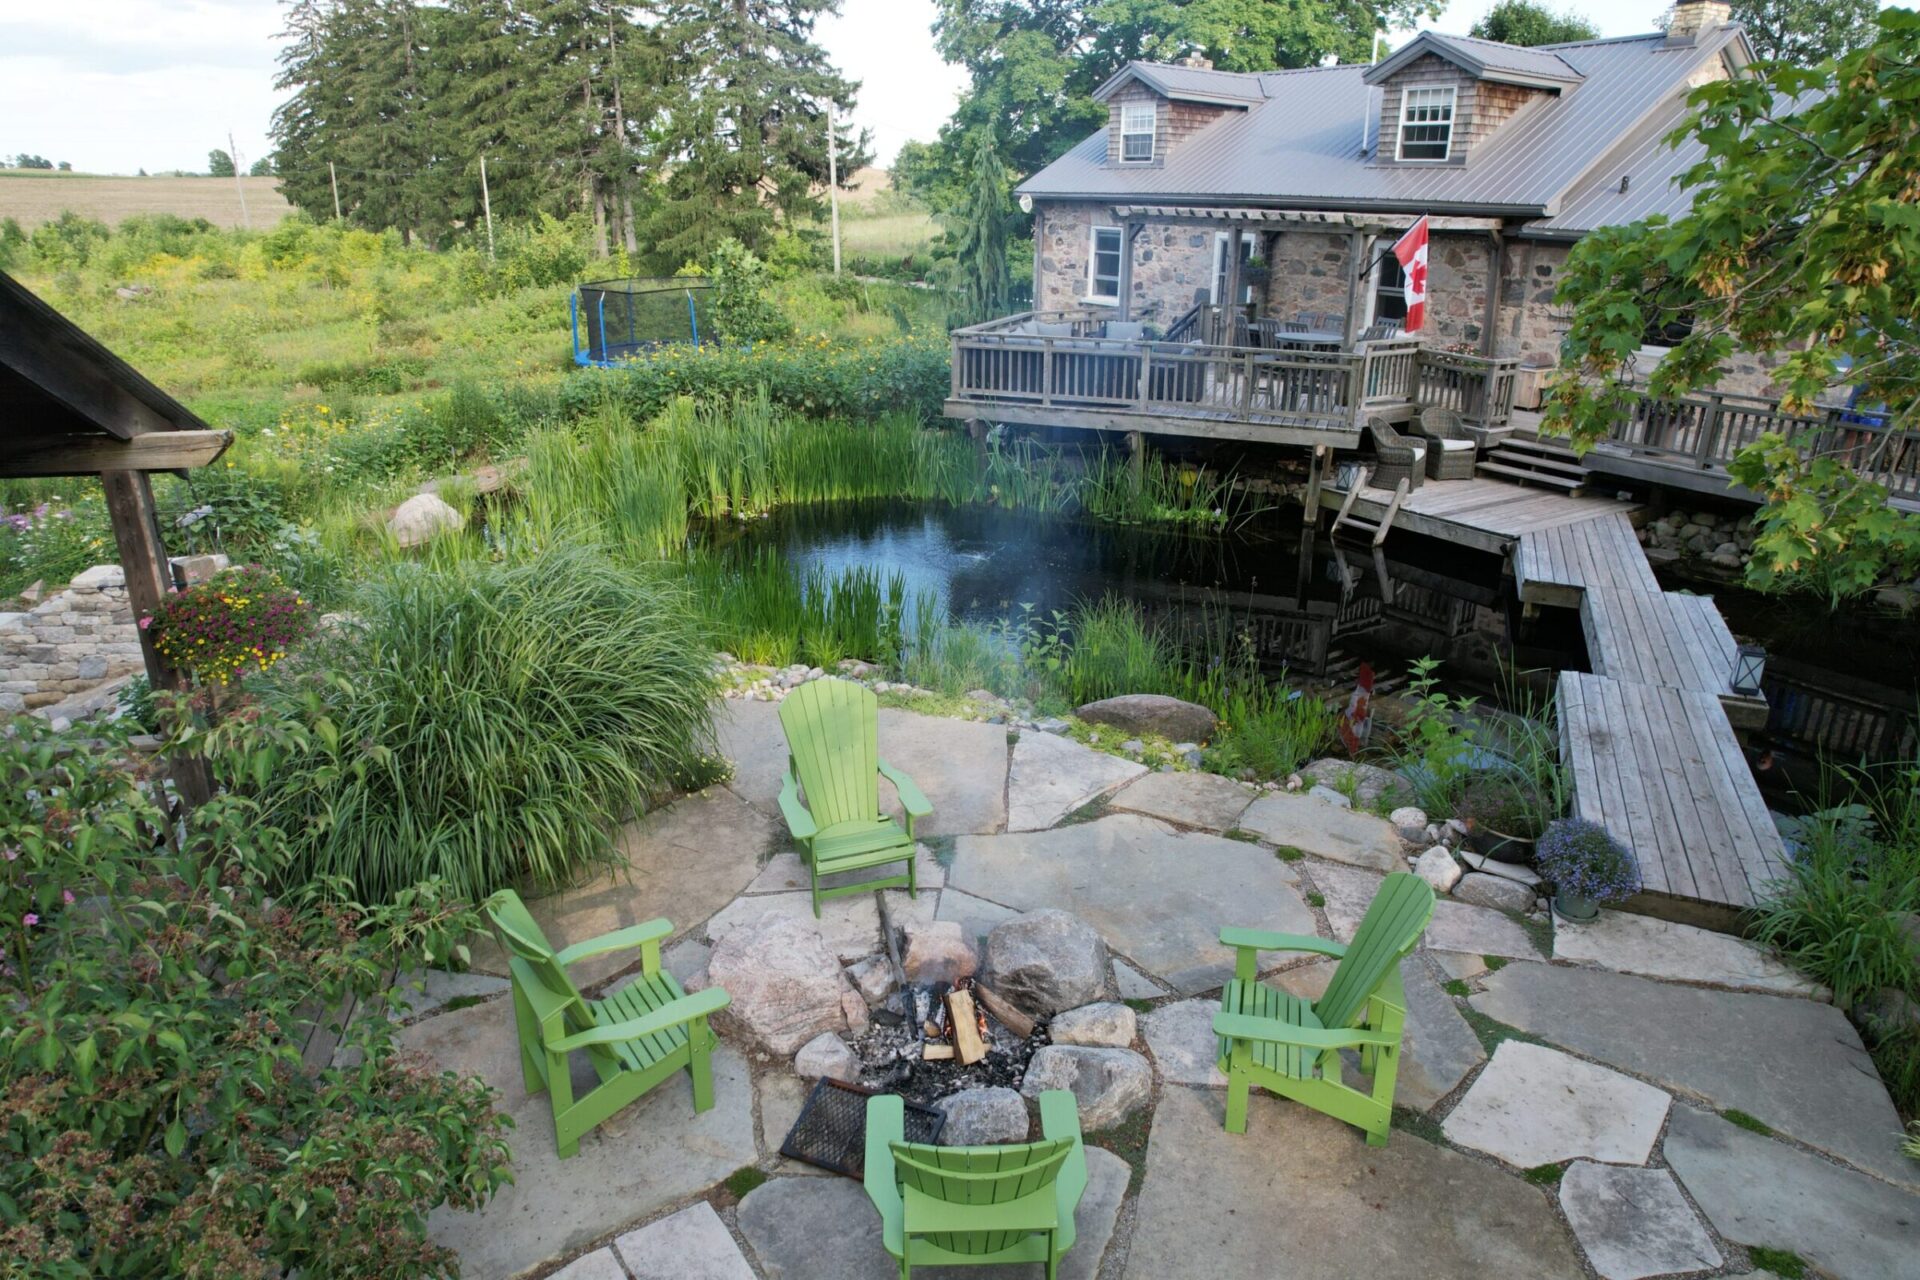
[139,615,154,630]
[62,890,75,905]
[21,913,37,927]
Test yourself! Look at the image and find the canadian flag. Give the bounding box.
[1392,215,1430,333]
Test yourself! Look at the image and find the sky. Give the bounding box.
[0,1,1714,177]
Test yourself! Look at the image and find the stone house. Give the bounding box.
[1019,2,1766,393]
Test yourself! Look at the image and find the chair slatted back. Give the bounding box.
[890,1137,1074,1255]
[778,678,881,830]
[1313,872,1435,1030]
[487,889,594,1034]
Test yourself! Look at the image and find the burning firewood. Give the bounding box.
[945,988,987,1066]
[921,1042,955,1061]
[973,982,1035,1039]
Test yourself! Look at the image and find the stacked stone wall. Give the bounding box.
[0,566,144,712]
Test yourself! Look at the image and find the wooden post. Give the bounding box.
[480,155,496,261]
[1343,230,1366,347]
[1116,219,1140,322]
[329,161,342,221]
[100,469,211,807]
[1222,229,1243,338]
[228,131,251,230]
[1303,444,1327,525]
[827,106,843,277]
[1481,228,1504,358]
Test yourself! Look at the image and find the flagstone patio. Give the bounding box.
[394,700,1919,1280]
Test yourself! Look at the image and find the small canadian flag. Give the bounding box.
[1392,215,1431,332]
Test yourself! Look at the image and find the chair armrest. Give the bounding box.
[1038,1090,1088,1251]
[877,760,932,818]
[554,918,674,969]
[777,768,818,842]
[547,987,730,1054]
[864,1094,906,1252]
[1212,1012,1398,1050]
[1218,928,1347,960]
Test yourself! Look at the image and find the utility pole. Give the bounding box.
[329,160,342,221]
[826,105,843,277]
[228,130,251,229]
[480,154,496,260]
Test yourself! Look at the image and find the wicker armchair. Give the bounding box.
[1417,406,1478,480]
[1366,417,1426,492]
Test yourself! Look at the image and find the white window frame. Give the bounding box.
[1396,85,1457,162]
[1086,225,1124,303]
[1210,231,1259,305]
[1119,102,1157,164]
[1370,249,1408,325]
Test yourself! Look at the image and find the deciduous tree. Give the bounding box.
[1728,0,1880,65]
[1468,1,1597,47]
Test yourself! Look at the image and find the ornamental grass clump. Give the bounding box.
[145,563,314,687]
[1536,818,1642,903]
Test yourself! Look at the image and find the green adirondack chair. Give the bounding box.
[485,889,729,1158]
[777,677,932,917]
[863,1089,1089,1279]
[1212,870,1435,1146]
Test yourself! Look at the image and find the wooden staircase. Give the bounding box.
[1329,469,1407,599]
[1476,435,1589,492]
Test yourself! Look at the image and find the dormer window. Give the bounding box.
[1398,86,1456,161]
[1120,102,1156,163]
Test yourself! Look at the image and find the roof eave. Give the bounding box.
[1021,191,1545,220]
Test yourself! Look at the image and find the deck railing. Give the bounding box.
[948,311,1513,437]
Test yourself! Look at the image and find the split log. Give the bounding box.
[973,983,1035,1039]
[922,1042,955,1061]
[945,989,987,1066]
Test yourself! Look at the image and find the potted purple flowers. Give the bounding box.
[1536,818,1641,922]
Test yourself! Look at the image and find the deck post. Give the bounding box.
[1481,228,1504,358]
[1117,219,1139,322]
[1303,444,1327,525]
[1343,230,1366,347]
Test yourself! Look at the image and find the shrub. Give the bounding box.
[1207,686,1336,782]
[145,564,315,688]
[1457,771,1550,840]
[230,543,718,902]
[708,238,791,343]
[1536,818,1641,903]
[0,717,511,1277]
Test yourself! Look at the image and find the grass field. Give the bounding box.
[0,172,293,229]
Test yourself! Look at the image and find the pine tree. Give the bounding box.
[950,131,1011,323]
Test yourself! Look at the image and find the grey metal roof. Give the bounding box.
[1365,31,1583,89]
[1021,27,1748,225]
[1093,61,1267,105]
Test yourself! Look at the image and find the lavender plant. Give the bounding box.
[1536,818,1641,903]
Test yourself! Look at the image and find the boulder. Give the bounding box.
[706,913,856,1055]
[845,954,894,1006]
[1020,1045,1152,1131]
[1299,758,1408,809]
[1452,872,1536,913]
[1049,1001,1137,1048]
[984,909,1110,1020]
[387,492,464,547]
[1308,784,1352,809]
[938,1087,1031,1146]
[1413,846,1463,894]
[1389,807,1429,842]
[1073,694,1217,744]
[794,1032,861,1083]
[903,920,977,986]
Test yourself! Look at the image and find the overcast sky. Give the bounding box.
[0,0,1688,177]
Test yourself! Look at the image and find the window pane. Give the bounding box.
[1375,255,1408,321]
[1399,87,1454,161]
[1091,228,1122,297]
[1120,103,1154,162]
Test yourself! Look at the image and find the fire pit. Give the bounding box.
[849,977,1050,1106]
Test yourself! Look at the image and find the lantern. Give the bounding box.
[1730,644,1766,697]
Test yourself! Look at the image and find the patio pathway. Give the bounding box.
[391,702,1919,1280]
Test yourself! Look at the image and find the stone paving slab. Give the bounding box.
[613,1202,755,1280]
[1663,1106,1920,1280]
[934,887,1019,950]
[1473,962,1915,1187]
[736,1147,1129,1279]
[1107,769,1256,832]
[1312,862,1543,960]
[1442,1040,1669,1168]
[705,891,883,964]
[1558,1162,1721,1280]
[756,1071,831,1177]
[1237,791,1403,871]
[1551,910,1827,999]
[545,1248,627,1280]
[399,1002,756,1280]
[1113,957,1164,999]
[631,785,784,866]
[746,843,945,896]
[1007,730,1146,831]
[1273,958,1485,1112]
[390,968,510,1022]
[1125,1086,1586,1279]
[948,813,1315,995]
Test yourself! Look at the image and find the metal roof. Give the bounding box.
[1021,26,1749,226]
[1094,62,1266,106]
[1364,31,1583,90]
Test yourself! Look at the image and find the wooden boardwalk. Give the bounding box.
[1318,476,1638,554]
[1513,512,1660,605]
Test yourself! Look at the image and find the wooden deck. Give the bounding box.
[1318,475,1639,554]
[1513,512,1660,606]
[1580,590,1768,730]
[1559,672,1789,919]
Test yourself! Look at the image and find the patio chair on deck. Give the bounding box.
[1417,406,1478,480]
[1365,417,1426,491]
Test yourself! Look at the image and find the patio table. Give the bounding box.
[1272,329,1346,352]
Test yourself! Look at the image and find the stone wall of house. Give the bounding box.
[1262,230,1357,324]
[1033,201,1216,324]
[0,566,144,712]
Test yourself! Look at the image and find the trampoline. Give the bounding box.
[571,277,713,366]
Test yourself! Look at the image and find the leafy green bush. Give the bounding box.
[1206,686,1336,781]
[0,716,511,1276]
[228,543,718,902]
[707,238,791,343]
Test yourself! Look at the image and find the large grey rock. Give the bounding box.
[938,1087,1031,1146]
[1074,693,1217,743]
[794,1032,860,1083]
[845,954,893,1006]
[1558,1162,1721,1280]
[983,909,1110,1019]
[1473,961,1914,1186]
[1020,1045,1152,1131]
[1315,863,1542,959]
[1298,758,1410,809]
[1049,1001,1137,1048]
[739,1148,1129,1280]
[1113,958,1163,1000]
[1413,846,1463,893]
[706,914,857,1055]
[901,919,977,986]
[388,968,509,1022]
[1272,958,1486,1111]
[1236,791,1403,872]
[387,492,464,546]
[1107,769,1255,832]
[705,890,881,964]
[1451,871,1535,912]
[613,1202,756,1280]
[1006,729,1146,831]
[1550,910,1825,998]
[1125,1086,1586,1279]
[1664,1106,1920,1280]
[400,1004,755,1280]
[1442,1040,1669,1168]
[949,813,1315,995]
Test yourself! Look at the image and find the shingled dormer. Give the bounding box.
[1363,32,1583,165]
[1091,59,1264,168]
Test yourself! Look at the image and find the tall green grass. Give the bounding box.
[688,548,914,670]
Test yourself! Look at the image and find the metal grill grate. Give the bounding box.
[780,1078,945,1178]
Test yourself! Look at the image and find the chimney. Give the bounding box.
[1666,1,1731,46]
[1181,52,1214,70]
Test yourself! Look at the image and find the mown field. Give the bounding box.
[0,172,293,229]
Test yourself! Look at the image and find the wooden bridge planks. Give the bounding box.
[1559,672,1788,914]
[1514,512,1660,606]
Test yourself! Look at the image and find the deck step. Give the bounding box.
[1489,449,1588,478]
[1474,459,1585,491]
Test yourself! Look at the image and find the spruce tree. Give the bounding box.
[950,131,1011,324]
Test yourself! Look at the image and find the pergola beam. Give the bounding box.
[0,428,233,478]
